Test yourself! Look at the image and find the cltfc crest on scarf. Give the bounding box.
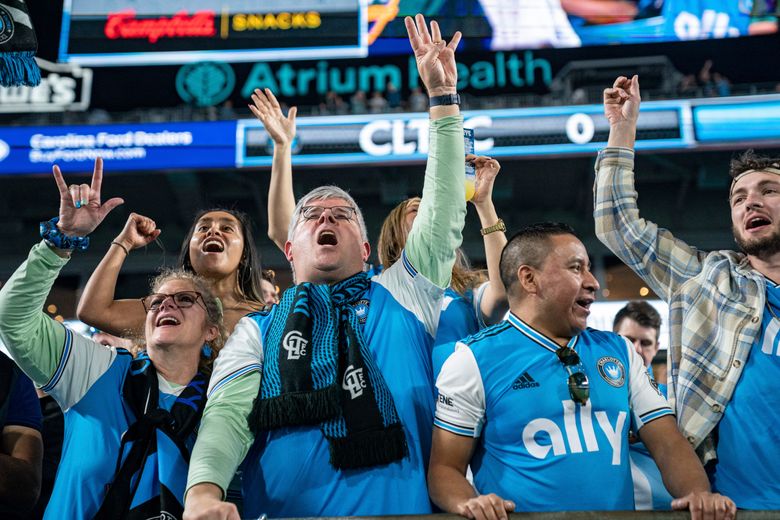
[283,330,308,360]
[597,357,625,387]
[342,364,366,399]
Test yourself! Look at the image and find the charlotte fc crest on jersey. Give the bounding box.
[597,357,625,387]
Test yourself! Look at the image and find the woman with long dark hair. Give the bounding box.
[78,207,264,335]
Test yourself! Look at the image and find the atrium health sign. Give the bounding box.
[0,121,237,175]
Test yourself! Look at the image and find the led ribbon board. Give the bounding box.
[237,103,688,167]
[59,0,366,66]
[0,121,237,175]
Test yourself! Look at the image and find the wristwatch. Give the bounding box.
[429,94,461,107]
[480,218,506,236]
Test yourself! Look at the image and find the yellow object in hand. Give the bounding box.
[465,173,476,201]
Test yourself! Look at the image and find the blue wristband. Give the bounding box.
[39,217,90,252]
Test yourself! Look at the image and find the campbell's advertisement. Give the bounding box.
[59,0,366,65]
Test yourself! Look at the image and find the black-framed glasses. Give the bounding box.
[141,291,205,313]
[301,205,356,221]
[556,346,590,405]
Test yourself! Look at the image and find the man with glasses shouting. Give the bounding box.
[429,223,736,519]
[184,13,466,520]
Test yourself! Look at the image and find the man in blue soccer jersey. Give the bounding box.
[184,14,467,520]
[429,223,735,519]
[596,75,780,510]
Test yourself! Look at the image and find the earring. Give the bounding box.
[201,343,213,357]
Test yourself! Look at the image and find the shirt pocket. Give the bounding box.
[678,285,753,381]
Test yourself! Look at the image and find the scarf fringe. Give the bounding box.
[248,383,340,433]
[327,423,408,470]
[0,51,41,87]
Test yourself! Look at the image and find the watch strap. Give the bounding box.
[429,93,461,107]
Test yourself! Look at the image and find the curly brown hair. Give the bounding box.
[729,150,780,179]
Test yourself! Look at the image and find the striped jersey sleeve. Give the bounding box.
[375,250,444,340]
[625,338,674,430]
[41,325,117,411]
[434,343,486,437]
[207,314,263,398]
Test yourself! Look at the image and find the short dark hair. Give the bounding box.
[613,300,662,337]
[499,222,578,291]
[651,349,667,366]
[729,149,780,179]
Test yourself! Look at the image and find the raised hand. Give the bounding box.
[51,158,124,237]
[468,154,501,207]
[404,14,461,96]
[114,213,161,251]
[248,88,297,146]
[603,75,640,127]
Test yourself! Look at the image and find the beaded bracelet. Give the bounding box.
[39,217,90,252]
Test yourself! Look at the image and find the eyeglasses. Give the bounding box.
[300,205,356,222]
[141,291,206,313]
[556,346,590,405]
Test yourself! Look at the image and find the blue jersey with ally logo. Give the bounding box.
[435,313,672,511]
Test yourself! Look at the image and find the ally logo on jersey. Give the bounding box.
[523,400,627,465]
[664,0,754,39]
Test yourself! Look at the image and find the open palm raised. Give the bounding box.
[249,88,297,146]
[404,14,461,97]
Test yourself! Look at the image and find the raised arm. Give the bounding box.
[77,212,161,336]
[249,88,298,252]
[403,14,466,288]
[468,155,507,325]
[594,75,706,301]
[0,158,122,385]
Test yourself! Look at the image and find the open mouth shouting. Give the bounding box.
[317,229,339,246]
[575,297,594,314]
[201,237,225,254]
[155,315,180,327]
[745,214,772,233]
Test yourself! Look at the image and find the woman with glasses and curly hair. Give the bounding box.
[0,159,227,520]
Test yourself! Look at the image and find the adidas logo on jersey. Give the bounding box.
[512,371,540,390]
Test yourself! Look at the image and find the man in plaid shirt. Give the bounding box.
[594,75,780,509]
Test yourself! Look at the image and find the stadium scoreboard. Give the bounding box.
[59,0,367,66]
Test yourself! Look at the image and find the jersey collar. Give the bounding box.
[506,311,579,354]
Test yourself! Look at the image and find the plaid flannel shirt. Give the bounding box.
[593,147,765,464]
